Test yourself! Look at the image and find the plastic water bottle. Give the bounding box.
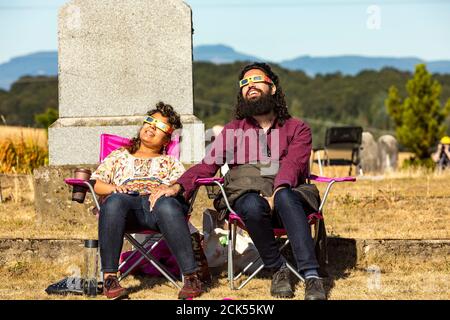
[83,239,98,297]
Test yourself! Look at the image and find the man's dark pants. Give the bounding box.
[233,188,319,272]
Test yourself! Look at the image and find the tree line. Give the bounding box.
[1,62,450,147]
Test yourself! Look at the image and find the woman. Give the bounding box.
[92,102,208,300]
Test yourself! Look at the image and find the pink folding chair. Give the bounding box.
[65,133,185,289]
[192,173,356,290]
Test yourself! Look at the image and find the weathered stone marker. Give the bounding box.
[36,0,204,226]
[50,0,204,165]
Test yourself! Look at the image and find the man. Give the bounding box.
[159,62,326,300]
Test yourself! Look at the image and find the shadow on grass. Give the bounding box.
[125,275,176,294]
[323,237,358,298]
[280,236,358,299]
[125,270,225,295]
[123,237,358,299]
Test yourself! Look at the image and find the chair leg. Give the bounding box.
[236,239,306,290]
[286,262,305,282]
[118,238,161,282]
[234,256,262,282]
[237,263,265,290]
[118,235,156,270]
[232,236,295,290]
[124,234,181,289]
[317,151,324,176]
[97,248,104,285]
[228,220,265,290]
[228,222,235,290]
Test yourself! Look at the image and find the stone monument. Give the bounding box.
[50,0,203,165]
[35,0,204,226]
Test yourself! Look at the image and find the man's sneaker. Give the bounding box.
[178,273,204,300]
[304,278,327,300]
[103,275,128,300]
[270,265,294,298]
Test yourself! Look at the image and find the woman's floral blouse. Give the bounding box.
[91,148,185,195]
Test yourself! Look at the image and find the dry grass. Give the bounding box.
[1,166,450,240]
[0,126,48,174]
[1,157,450,299]
[0,126,47,147]
[0,201,97,239]
[0,256,448,300]
[320,171,450,239]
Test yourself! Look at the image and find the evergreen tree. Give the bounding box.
[35,107,58,130]
[386,64,450,162]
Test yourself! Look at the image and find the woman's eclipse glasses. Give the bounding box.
[143,116,174,134]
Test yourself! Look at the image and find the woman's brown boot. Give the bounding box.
[190,231,212,287]
[178,272,203,299]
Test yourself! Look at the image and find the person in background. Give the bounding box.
[431,136,450,170]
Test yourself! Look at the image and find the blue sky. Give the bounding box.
[1,0,450,64]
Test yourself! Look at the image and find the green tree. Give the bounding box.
[35,107,58,130]
[0,76,57,126]
[386,64,450,163]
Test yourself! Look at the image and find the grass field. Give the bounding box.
[0,129,449,299]
[0,126,48,174]
[2,167,449,240]
[0,169,449,299]
[0,259,448,300]
[0,126,47,148]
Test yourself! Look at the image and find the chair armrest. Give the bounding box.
[65,178,101,210]
[64,178,91,187]
[309,174,356,183]
[195,177,225,186]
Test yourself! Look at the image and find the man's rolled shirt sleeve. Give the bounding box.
[176,123,231,200]
[273,122,312,190]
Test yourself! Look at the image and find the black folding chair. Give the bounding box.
[312,126,363,176]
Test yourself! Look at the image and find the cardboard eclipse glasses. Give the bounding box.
[239,75,274,88]
[143,116,174,134]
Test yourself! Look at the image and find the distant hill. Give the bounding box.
[280,55,450,76]
[1,45,450,89]
[0,52,57,90]
[193,44,261,64]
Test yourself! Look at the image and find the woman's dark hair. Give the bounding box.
[234,62,291,126]
[127,101,182,154]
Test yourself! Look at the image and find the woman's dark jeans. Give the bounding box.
[98,193,197,275]
[233,188,319,272]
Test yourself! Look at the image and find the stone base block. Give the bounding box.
[49,115,205,165]
[33,165,98,228]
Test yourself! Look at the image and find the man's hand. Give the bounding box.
[149,183,182,208]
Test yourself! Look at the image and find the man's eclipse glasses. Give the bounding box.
[239,75,274,88]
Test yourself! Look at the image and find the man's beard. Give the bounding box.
[237,90,276,118]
